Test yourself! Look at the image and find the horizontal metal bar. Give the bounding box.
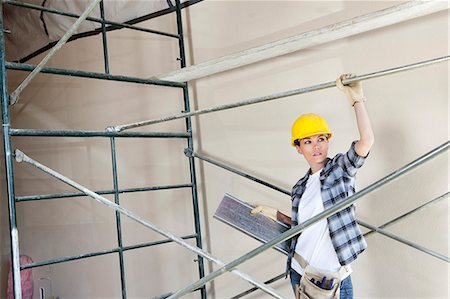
[20,234,197,270]
[357,220,449,262]
[230,273,286,299]
[186,149,290,196]
[364,192,449,237]
[168,141,449,298]
[21,248,119,270]
[122,234,196,252]
[10,129,190,138]
[5,62,186,88]
[16,183,193,202]
[15,149,287,299]
[4,0,179,38]
[113,55,450,132]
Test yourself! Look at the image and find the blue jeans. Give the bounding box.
[289,269,353,299]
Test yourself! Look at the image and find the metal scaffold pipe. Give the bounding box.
[232,192,450,299]
[0,3,21,296]
[112,55,449,132]
[15,183,193,202]
[364,192,449,238]
[9,0,102,105]
[190,149,450,262]
[357,219,449,262]
[6,62,186,88]
[185,149,291,196]
[9,129,190,138]
[168,141,449,298]
[14,149,288,299]
[20,234,197,270]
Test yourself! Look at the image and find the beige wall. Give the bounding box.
[2,1,449,298]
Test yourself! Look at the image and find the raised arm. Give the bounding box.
[336,74,375,157]
[353,101,374,157]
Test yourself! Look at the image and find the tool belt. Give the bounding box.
[294,253,349,299]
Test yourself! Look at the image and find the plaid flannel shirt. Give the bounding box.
[286,141,368,275]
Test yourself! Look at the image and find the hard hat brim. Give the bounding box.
[291,132,332,146]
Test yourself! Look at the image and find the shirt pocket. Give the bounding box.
[321,168,349,205]
[321,167,345,189]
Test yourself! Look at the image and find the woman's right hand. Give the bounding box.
[250,205,278,221]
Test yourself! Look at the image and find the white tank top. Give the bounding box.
[291,169,352,278]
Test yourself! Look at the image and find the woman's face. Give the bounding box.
[295,134,329,170]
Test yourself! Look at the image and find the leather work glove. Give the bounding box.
[336,73,366,106]
[251,205,278,222]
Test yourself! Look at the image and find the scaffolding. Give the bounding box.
[1,1,449,299]
[1,1,208,298]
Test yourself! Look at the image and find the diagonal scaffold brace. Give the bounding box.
[193,149,450,263]
[8,0,102,105]
[168,141,449,298]
[13,149,288,299]
[110,55,449,132]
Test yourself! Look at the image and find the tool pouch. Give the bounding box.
[296,265,340,299]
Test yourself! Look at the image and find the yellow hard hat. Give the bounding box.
[291,113,332,146]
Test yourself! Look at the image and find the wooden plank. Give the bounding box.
[214,193,290,255]
[157,1,447,83]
